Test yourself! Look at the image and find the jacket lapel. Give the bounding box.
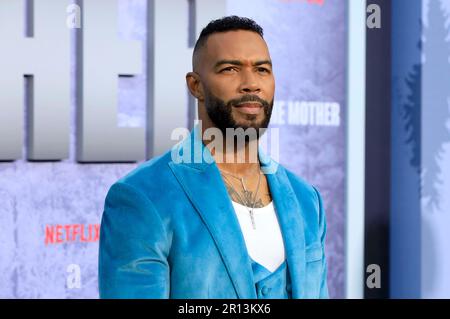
[261,151,307,299]
[168,129,257,298]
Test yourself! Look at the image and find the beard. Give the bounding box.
[203,88,274,140]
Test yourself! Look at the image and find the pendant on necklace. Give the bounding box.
[250,209,256,230]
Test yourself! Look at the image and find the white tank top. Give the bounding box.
[231,200,286,272]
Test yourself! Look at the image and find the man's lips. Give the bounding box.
[233,102,263,115]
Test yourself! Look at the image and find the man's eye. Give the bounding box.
[220,67,236,73]
[257,67,270,73]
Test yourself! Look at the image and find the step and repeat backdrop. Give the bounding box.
[0,0,347,298]
[391,0,450,298]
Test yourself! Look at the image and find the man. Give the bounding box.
[99,16,328,299]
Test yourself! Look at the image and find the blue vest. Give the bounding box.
[250,257,292,299]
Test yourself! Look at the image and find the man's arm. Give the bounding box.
[99,182,171,298]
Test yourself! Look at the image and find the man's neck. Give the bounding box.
[202,134,261,177]
[215,150,261,177]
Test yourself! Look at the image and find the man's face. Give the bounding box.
[196,30,275,135]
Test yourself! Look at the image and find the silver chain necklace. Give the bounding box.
[220,169,262,229]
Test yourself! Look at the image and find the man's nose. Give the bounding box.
[239,70,261,93]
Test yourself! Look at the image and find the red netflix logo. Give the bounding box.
[45,224,100,245]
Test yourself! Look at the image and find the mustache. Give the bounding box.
[226,95,271,108]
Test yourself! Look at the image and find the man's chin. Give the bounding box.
[233,122,269,132]
[228,123,269,140]
[231,116,267,130]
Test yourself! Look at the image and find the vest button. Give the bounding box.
[261,286,270,296]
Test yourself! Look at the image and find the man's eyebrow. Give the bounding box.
[253,60,272,67]
[214,59,272,68]
[214,60,243,68]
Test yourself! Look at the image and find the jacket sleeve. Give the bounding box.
[98,181,171,298]
[313,186,329,299]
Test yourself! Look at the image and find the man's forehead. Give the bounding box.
[204,30,270,58]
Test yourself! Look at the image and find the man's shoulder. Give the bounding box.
[280,165,321,203]
[114,149,175,192]
[278,165,326,232]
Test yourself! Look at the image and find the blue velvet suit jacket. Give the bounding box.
[99,130,329,299]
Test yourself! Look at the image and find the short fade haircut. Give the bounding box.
[192,16,264,69]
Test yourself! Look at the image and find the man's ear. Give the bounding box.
[186,72,204,101]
